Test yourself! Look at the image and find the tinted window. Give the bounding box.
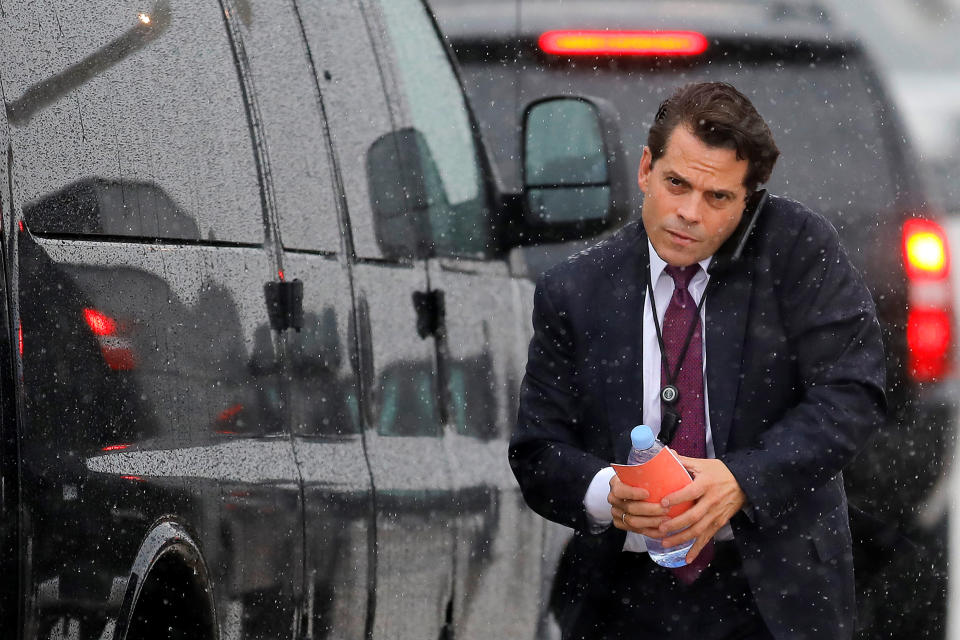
[368,0,492,257]
[2,1,262,243]
[235,0,342,253]
[296,0,397,260]
[754,61,895,214]
[457,47,896,224]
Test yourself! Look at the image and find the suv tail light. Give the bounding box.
[538,30,709,56]
[903,219,954,382]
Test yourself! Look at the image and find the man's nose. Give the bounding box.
[676,195,705,224]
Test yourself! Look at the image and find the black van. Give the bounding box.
[0,0,627,638]
[429,0,958,637]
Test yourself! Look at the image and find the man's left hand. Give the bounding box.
[659,456,746,563]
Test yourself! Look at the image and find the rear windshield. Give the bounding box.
[458,48,900,222]
[624,58,896,216]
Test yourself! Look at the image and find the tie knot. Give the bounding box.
[665,264,699,290]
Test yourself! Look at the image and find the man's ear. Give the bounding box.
[637,146,653,194]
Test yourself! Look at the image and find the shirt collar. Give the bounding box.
[647,240,713,284]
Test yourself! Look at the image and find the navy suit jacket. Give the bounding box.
[510,195,887,639]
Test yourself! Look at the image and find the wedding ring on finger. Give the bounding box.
[622,512,628,526]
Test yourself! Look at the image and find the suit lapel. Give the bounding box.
[601,226,649,465]
[705,260,753,457]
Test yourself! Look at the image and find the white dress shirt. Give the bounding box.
[584,240,734,551]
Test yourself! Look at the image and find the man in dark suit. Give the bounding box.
[510,82,886,639]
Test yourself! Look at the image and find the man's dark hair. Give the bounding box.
[647,82,779,192]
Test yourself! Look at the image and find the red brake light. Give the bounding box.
[539,30,709,56]
[903,218,954,382]
[903,218,949,280]
[907,307,952,381]
[83,308,118,336]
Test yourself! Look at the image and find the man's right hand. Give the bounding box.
[608,474,670,537]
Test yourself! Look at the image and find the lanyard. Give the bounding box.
[646,268,710,443]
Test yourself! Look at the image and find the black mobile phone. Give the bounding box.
[707,188,767,275]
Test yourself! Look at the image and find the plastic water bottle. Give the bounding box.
[627,424,694,568]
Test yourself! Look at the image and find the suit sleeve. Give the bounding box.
[509,272,610,531]
[723,213,887,526]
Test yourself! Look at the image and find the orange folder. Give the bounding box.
[612,448,694,518]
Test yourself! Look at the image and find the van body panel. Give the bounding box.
[0,0,550,636]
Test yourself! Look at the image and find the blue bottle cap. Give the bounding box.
[630,425,655,450]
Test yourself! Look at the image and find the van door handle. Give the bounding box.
[412,289,444,339]
[264,279,304,332]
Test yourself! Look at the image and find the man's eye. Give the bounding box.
[667,177,682,187]
[711,192,729,201]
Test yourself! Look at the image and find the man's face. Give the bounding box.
[638,126,750,267]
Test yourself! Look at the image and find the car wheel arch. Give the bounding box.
[113,518,218,640]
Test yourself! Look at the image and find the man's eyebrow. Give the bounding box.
[664,170,738,198]
[663,171,690,187]
[709,188,737,199]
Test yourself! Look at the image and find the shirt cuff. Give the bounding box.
[584,466,616,533]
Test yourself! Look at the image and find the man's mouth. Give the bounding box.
[666,229,697,244]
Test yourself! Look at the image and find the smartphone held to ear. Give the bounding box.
[708,188,767,275]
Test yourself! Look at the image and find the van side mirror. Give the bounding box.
[516,97,628,245]
[367,127,447,260]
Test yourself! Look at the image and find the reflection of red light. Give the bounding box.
[102,443,131,451]
[18,220,24,232]
[278,270,285,282]
[18,321,23,357]
[217,404,244,422]
[121,475,144,482]
[83,308,117,336]
[83,308,136,370]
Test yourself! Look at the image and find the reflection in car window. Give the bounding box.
[371,0,491,257]
[286,307,361,436]
[2,0,262,243]
[376,362,440,437]
[447,357,497,440]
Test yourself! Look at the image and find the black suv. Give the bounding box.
[430,0,958,637]
[0,0,630,638]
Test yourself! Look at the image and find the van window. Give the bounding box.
[235,0,342,253]
[295,0,398,261]
[3,1,263,244]
[368,0,492,257]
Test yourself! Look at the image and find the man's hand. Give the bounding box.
[659,456,746,563]
[608,474,669,537]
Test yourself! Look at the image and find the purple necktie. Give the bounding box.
[662,264,714,583]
